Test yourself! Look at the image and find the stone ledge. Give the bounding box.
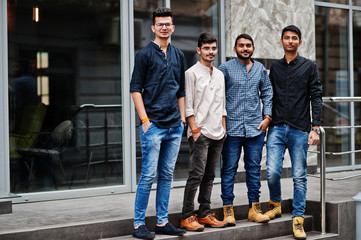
[0,200,12,215]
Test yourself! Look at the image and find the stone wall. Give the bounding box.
[225,0,316,61]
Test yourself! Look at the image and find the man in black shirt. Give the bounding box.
[264,25,322,240]
[130,7,186,239]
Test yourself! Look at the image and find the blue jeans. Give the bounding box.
[134,123,184,226]
[266,124,309,218]
[221,133,265,205]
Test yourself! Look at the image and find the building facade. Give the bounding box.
[0,0,360,202]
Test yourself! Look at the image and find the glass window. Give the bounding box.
[317,0,348,4]
[353,0,361,6]
[354,10,361,164]
[171,0,220,67]
[315,6,352,167]
[8,0,124,193]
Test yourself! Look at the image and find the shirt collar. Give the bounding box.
[151,40,170,51]
[196,61,213,72]
[235,57,254,66]
[281,53,300,65]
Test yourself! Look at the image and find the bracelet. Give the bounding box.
[192,128,199,134]
[141,117,150,124]
[264,115,272,121]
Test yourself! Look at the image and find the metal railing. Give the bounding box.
[319,97,361,234]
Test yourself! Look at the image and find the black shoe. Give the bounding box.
[155,222,187,236]
[132,225,155,240]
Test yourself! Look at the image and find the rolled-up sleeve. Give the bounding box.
[130,51,147,93]
[185,71,195,118]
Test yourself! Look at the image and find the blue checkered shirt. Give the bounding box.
[219,58,273,138]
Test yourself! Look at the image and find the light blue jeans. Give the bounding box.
[134,123,184,226]
[266,124,309,218]
[221,133,265,205]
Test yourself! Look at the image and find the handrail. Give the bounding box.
[319,127,326,234]
[322,96,361,102]
[318,96,361,234]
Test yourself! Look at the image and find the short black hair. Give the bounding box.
[234,34,254,47]
[152,7,173,25]
[281,25,302,40]
[198,32,217,48]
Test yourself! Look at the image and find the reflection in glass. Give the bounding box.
[315,6,351,167]
[8,0,123,193]
[354,11,361,164]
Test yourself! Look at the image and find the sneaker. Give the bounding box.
[180,215,205,231]
[223,205,236,226]
[198,213,227,228]
[293,216,307,240]
[155,222,186,236]
[248,202,270,223]
[264,200,282,220]
[132,225,155,240]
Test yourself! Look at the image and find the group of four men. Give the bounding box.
[129,7,322,240]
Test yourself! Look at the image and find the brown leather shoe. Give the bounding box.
[198,213,227,228]
[180,215,204,232]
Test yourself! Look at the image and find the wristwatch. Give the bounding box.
[311,127,321,135]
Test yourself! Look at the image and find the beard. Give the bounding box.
[236,51,253,60]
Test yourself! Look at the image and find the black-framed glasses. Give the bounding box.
[201,47,218,51]
[155,23,173,28]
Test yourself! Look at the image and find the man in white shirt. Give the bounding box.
[180,32,227,231]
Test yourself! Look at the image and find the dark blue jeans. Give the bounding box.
[221,133,265,205]
[266,124,309,218]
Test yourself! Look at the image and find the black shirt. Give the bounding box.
[130,42,185,128]
[269,54,322,132]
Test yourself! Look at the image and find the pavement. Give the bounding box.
[0,170,360,235]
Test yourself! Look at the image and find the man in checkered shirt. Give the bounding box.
[218,33,273,226]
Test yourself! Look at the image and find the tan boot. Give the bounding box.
[293,216,307,239]
[264,200,282,220]
[223,205,236,226]
[248,202,270,223]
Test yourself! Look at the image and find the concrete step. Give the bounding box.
[100,214,314,240]
[0,199,12,215]
[264,231,339,239]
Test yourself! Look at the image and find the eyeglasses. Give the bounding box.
[201,47,218,51]
[155,23,173,28]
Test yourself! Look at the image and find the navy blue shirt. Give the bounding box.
[130,41,185,128]
[269,55,322,132]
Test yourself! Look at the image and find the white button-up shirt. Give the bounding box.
[185,61,227,140]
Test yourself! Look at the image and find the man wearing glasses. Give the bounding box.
[180,33,227,231]
[130,7,186,239]
[219,34,273,226]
